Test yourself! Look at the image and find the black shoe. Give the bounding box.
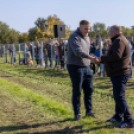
[106,116,122,123]
[116,121,133,128]
[74,114,82,121]
[86,112,97,118]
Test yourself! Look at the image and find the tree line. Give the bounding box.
[1,14,134,44]
[89,23,134,38]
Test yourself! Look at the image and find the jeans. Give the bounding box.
[67,64,94,115]
[111,74,132,122]
[14,57,16,63]
[39,59,43,66]
[55,55,59,66]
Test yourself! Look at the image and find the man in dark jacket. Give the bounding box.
[94,25,133,128]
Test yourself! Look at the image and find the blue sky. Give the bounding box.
[0,0,134,33]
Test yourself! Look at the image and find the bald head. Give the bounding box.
[109,25,122,38]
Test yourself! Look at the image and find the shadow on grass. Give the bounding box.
[0,76,12,77]
[17,124,116,134]
[0,118,117,134]
[18,126,82,134]
[94,84,112,90]
[0,118,73,133]
[10,67,69,78]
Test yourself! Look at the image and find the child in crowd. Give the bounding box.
[26,51,33,65]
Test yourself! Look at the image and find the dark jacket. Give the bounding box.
[90,43,96,54]
[35,46,40,58]
[28,45,33,56]
[46,44,55,58]
[9,46,16,57]
[131,41,134,49]
[47,44,51,58]
[101,34,131,77]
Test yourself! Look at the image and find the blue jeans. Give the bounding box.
[55,55,59,66]
[67,64,94,115]
[14,57,16,63]
[111,74,132,122]
[39,59,43,66]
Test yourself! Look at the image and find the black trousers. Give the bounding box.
[111,74,132,122]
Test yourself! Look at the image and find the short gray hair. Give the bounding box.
[110,25,122,33]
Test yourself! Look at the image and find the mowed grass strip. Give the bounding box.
[0,79,72,133]
[0,77,72,116]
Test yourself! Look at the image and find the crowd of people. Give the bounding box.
[21,39,66,69]
[0,41,66,69]
[0,34,134,73]
[89,35,134,75]
[89,36,112,75]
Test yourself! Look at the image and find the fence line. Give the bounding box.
[0,36,134,77]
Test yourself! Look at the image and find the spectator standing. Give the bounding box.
[47,41,52,68]
[94,37,103,75]
[38,47,44,66]
[55,42,59,67]
[9,44,16,64]
[60,45,64,69]
[28,43,33,60]
[35,43,41,65]
[23,44,28,64]
[90,39,96,55]
[43,43,48,69]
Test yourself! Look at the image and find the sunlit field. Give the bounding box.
[0,63,134,134]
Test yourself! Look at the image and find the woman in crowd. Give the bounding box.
[23,44,28,65]
[38,47,44,66]
[94,38,103,75]
[55,42,59,67]
[89,39,96,74]
[35,43,41,65]
[60,45,64,69]
[43,43,48,69]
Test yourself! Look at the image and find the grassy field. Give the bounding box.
[0,63,134,134]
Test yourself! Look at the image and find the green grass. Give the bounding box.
[0,78,71,116]
[0,63,134,133]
